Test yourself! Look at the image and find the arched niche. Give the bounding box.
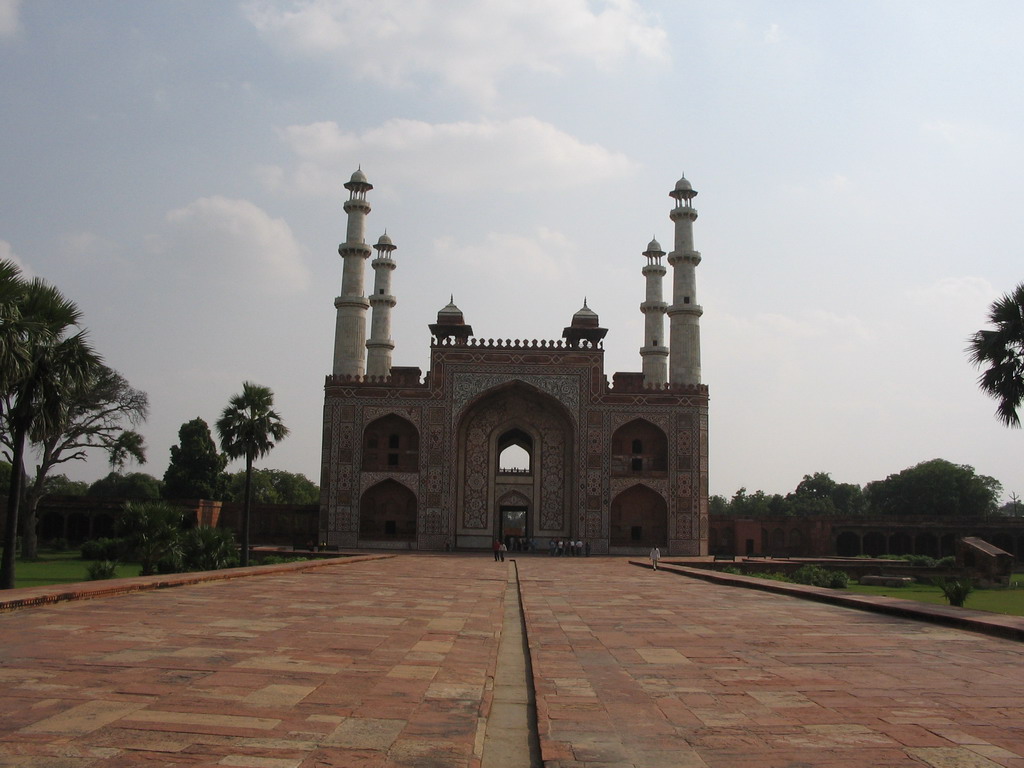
[359,479,417,541]
[610,419,667,476]
[498,428,533,474]
[457,381,574,536]
[610,484,667,547]
[362,414,419,472]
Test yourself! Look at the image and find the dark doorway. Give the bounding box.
[501,506,527,540]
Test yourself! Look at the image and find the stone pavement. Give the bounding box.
[1,555,1023,767]
[517,558,1024,768]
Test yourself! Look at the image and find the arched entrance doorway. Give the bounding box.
[610,484,667,551]
[456,383,574,549]
[359,479,417,544]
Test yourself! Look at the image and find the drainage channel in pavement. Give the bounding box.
[480,559,543,768]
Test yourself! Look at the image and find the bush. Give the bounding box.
[900,554,937,567]
[181,527,238,572]
[934,577,973,607]
[791,564,848,589]
[48,538,69,552]
[826,570,849,589]
[259,555,307,565]
[81,537,127,561]
[936,556,956,568]
[86,560,119,580]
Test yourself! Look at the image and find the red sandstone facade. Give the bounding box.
[319,337,709,555]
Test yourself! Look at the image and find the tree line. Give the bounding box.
[711,459,1009,520]
[1,259,293,585]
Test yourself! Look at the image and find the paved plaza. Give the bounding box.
[1,555,1023,767]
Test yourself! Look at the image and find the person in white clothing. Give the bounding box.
[649,546,661,570]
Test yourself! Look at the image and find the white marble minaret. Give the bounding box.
[365,232,397,378]
[640,237,669,386]
[333,168,373,377]
[667,173,702,385]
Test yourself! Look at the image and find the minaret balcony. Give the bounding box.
[338,242,372,258]
[667,303,703,318]
[343,198,371,215]
[335,295,370,310]
[667,249,701,266]
[640,301,667,314]
[369,293,396,307]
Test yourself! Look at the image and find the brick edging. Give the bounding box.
[0,554,392,612]
[630,560,1024,643]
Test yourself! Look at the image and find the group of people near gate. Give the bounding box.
[492,536,591,560]
[548,538,589,557]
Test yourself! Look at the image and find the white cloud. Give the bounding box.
[921,119,1002,147]
[244,0,667,102]
[434,226,576,282]
[744,309,872,344]
[764,23,782,44]
[260,117,636,196]
[907,276,996,309]
[59,231,119,263]
[0,0,20,38]
[0,238,33,278]
[160,197,310,294]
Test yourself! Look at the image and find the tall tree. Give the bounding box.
[2,364,148,559]
[216,382,289,567]
[968,282,1024,428]
[162,417,226,500]
[865,458,1001,518]
[87,472,162,500]
[224,468,318,505]
[0,262,100,588]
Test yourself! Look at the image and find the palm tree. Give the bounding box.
[968,282,1024,428]
[216,382,289,566]
[1,263,100,588]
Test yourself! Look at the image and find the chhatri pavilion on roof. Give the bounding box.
[319,170,709,555]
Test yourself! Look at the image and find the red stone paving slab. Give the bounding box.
[516,557,1024,768]
[0,555,507,767]
[4,554,1024,768]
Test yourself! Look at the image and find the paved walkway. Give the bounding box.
[0,556,1023,767]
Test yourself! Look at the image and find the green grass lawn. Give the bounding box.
[846,573,1024,617]
[13,550,141,589]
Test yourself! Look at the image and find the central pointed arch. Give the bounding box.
[455,380,575,548]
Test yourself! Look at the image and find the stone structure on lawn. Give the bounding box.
[318,170,709,554]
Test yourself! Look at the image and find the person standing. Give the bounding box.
[649,546,661,571]
[493,539,502,562]
[498,541,507,562]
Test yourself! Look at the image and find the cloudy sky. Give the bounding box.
[2,0,1022,502]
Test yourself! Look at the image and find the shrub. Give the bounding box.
[181,527,239,572]
[791,564,848,589]
[721,566,742,575]
[934,577,973,607]
[117,500,187,576]
[259,555,307,565]
[826,570,849,589]
[901,554,937,567]
[81,537,127,561]
[936,556,956,568]
[48,538,69,552]
[87,560,119,580]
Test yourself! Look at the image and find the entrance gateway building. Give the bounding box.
[319,170,709,555]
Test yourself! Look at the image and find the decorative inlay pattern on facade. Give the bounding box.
[320,345,709,554]
[451,371,581,420]
[360,472,419,497]
[498,490,531,507]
